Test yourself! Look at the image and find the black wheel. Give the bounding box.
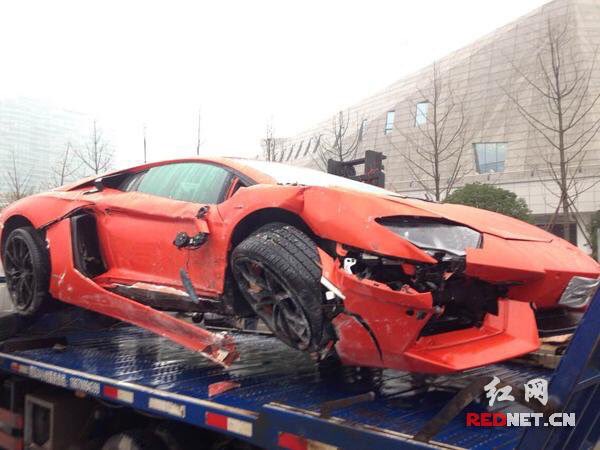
[2,226,50,316]
[231,223,324,351]
[102,429,168,450]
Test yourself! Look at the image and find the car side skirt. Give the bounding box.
[45,218,238,367]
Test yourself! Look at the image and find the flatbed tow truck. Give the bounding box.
[0,275,597,450]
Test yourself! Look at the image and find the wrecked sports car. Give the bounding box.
[1,157,599,373]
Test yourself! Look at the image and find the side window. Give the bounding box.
[120,171,147,191]
[135,162,232,204]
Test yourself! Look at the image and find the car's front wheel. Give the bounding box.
[2,226,50,316]
[231,223,324,352]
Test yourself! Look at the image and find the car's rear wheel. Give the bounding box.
[2,226,50,316]
[231,223,324,351]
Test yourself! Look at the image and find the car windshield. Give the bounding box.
[231,159,400,196]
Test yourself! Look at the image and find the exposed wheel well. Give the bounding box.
[229,208,316,249]
[223,208,319,317]
[1,215,35,256]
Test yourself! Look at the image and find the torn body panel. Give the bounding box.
[89,190,221,295]
[404,299,540,372]
[301,187,437,263]
[319,248,540,373]
[466,234,600,308]
[46,219,238,366]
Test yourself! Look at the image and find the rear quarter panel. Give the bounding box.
[1,191,91,246]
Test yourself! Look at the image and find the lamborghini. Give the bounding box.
[1,157,598,372]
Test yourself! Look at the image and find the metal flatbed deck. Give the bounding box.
[0,278,597,449]
[0,308,550,450]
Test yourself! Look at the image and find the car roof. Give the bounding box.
[57,156,277,191]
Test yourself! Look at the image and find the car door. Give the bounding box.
[94,161,234,297]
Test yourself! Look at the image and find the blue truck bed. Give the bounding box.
[0,280,597,449]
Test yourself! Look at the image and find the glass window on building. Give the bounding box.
[359,119,367,141]
[295,141,303,159]
[474,142,507,173]
[415,102,428,126]
[384,111,395,134]
[303,138,312,157]
[313,135,322,154]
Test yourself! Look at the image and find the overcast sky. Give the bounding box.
[0,0,549,168]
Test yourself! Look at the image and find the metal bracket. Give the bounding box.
[319,392,375,419]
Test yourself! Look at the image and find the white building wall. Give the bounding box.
[0,97,91,195]
[281,0,600,252]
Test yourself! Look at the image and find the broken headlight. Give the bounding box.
[378,217,481,257]
[558,276,600,309]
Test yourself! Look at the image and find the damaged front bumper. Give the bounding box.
[318,249,540,374]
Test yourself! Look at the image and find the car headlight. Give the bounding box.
[378,217,482,256]
[558,276,600,309]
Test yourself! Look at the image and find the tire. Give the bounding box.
[231,222,324,351]
[102,429,168,450]
[2,226,50,316]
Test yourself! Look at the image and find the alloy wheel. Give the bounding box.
[233,257,312,350]
[3,235,36,311]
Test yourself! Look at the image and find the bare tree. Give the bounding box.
[51,142,80,187]
[75,120,114,175]
[392,63,470,201]
[505,19,600,244]
[314,110,362,171]
[262,121,284,162]
[1,149,34,207]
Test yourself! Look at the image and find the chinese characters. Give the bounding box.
[483,377,548,407]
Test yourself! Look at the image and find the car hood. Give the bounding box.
[380,195,553,242]
[299,186,556,265]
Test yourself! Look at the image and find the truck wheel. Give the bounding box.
[102,429,168,450]
[2,226,50,316]
[231,223,324,351]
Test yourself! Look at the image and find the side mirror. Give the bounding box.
[84,178,105,195]
[93,178,105,192]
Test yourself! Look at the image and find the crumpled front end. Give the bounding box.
[465,233,600,309]
[299,187,600,372]
[318,246,540,374]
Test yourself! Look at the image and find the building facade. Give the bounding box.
[0,97,91,204]
[279,0,600,252]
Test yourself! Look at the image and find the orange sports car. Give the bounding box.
[1,157,598,372]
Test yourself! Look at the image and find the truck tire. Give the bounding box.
[231,222,324,352]
[102,429,168,450]
[2,226,50,316]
